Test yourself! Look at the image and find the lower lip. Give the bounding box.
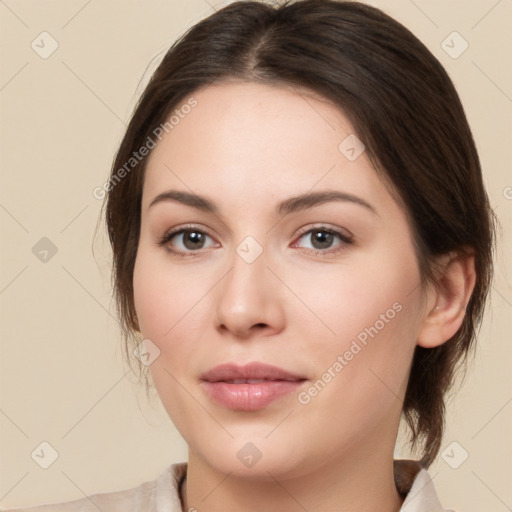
[201,380,306,411]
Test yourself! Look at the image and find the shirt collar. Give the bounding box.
[395,459,446,511]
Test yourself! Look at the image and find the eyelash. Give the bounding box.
[157,224,354,258]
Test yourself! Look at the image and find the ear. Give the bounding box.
[417,249,476,348]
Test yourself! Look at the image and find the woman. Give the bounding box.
[5,0,496,510]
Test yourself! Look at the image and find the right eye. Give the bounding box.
[158,225,218,257]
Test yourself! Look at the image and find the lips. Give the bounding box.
[200,362,306,383]
[199,362,308,411]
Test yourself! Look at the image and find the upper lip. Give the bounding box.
[200,362,306,382]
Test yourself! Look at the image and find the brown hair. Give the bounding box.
[102,0,496,467]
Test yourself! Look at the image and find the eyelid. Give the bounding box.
[293,223,353,242]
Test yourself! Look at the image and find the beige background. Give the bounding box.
[0,0,511,510]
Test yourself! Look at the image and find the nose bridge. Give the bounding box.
[223,236,270,310]
[214,233,284,336]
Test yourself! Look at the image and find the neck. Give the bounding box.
[181,437,405,512]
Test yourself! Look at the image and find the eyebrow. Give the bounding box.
[148,189,377,216]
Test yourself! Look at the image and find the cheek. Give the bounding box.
[133,254,165,337]
[290,246,421,394]
[290,269,420,450]
[132,247,214,399]
[133,246,204,339]
[133,250,202,418]
[290,247,419,341]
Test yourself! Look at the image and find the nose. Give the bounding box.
[214,243,286,339]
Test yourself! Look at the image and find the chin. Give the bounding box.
[193,436,312,480]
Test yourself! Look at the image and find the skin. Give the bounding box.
[133,81,476,512]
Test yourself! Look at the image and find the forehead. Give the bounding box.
[142,80,391,213]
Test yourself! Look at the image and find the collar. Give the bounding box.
[395,459,447,511]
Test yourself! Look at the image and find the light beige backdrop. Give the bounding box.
[0,0,511,510]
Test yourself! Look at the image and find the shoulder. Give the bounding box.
[0,462,187,512]
[395,459,458,512]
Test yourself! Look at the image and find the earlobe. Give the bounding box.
[417,250,476,349]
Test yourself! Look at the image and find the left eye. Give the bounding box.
[293,227,353,253]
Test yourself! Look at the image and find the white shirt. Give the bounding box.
[1,460,456,512]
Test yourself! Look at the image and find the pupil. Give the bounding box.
[312,230,332,249]
[184,230,204,249]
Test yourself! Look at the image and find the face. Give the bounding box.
[133,81,427,480]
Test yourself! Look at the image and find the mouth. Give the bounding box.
[200,361,306,383]
[220,379,295,384]
[199,362,308,411]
